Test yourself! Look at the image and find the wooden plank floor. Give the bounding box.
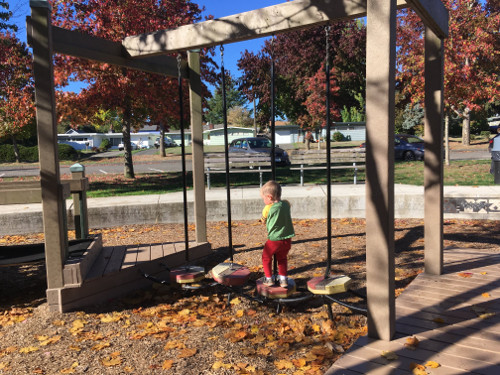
[58,241,211,312]
[327,248,500,375]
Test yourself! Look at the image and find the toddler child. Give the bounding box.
[260,180,295,287]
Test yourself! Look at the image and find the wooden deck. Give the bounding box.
[327,247,500,374]
[47,235,211,312]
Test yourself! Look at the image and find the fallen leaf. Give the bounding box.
[410,362,427,374]
[230,297,241,305]
[101,356,122,367]
[404,336,419,350]
[457,272,473,278]
[432,317,445,324]
[178,348,197,358]
[235,310,244,318]
[480,272,487,275]
[92,342,110,351]
[214,350,226,358]
[482,292,491,298]
[19,346,39,354]
[426,361,440,368]
[274,359,294,370]
[380,350,398,360]
[162,359,174,370]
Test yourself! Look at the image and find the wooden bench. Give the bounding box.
[289,148,366,185]
[204,152,272,189]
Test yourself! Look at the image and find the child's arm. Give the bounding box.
[260,204,272,223]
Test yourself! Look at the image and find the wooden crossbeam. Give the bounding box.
[26,17,187,77]
[406,0,448,38]
[122,0,410,57]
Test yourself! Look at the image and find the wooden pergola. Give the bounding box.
[29,0,447,341]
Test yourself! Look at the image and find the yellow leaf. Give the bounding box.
[432,317,445,324]
[178,348,197,358]
[482,292,491,298]
[92,342,110,351]
[404,336,419,350]
[39,335,61,346]
[19,346,39,353]
[292,358,307,368]
[230,297,241,305]
[0,363,8,371]
[59,368,75,374]
[69,345,81,352]
[235,310,244,318]
[480,272,487,275]
[52,319,65,327]
[312,324,321,332]
[36,335,49,341]
[381,350,398,360]
[257,347,271,356]
[425,361,440,368]
[214,351,226,358]
[162,359,174,370]
[457,272,472,278]
[274,359,294,370]
[101,356,122,367]
[410,362,427,375]
[100,314,121,323]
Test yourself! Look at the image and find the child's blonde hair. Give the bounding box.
[261,180,281,201]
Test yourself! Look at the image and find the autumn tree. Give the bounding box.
[238,21,366,129]
[0,32,35,162]
[227,106,253,128]
[397,0,499,145]
[205,71,247,125]
[49,0,214,177]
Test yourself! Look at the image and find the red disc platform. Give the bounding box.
[256,277,296,299]
[211,262,251,286]
[170,266,205,284]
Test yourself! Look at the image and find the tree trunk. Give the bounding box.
[122,104,135,179]
[461,107,471,146]
[160,126,166,157]
[11,135,20,163]
[444,114,450,166]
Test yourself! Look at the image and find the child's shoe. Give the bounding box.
[263,277,274,287]
[279,277,288,288]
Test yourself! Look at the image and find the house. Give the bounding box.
[57,128,161,150]
[317,122,366,141]
[203,125,255,145]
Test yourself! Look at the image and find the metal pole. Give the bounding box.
[177,54,190,262]
[324,26,332,278]
[221,46,234,262]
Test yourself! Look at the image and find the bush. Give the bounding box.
[332,131,344,142]
[58,143,78,161]
[480,131,491,139]
[470,118,489,135]
[19,145,39,162]
[0,144,16,163]
[99,138,111,151]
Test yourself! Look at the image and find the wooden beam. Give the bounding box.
[123,0,409,57]
[424,27,444,275]
[188,51,207,243]
[406,0,448,38]
[26,17,187,77]
[365,0,397,341]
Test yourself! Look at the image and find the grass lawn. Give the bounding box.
[80,159,494,198]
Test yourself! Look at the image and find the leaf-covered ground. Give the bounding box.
[1,218,499,374]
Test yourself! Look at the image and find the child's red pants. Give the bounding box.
[262,238,291,278]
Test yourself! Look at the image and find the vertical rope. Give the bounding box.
[220,45,234,262]
[324,26,332,278]
[177,54,190,262]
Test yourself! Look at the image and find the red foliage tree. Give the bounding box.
[397,0,499,145]
[49,0,214,177]
[0,32,35,162]
[238,22,365,130]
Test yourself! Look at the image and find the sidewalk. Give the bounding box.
[0,184,499,235]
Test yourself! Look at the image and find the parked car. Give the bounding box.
[228,137,290,166]
[118,142,139,151]
[360,134,424,161]
[154,136,177,148]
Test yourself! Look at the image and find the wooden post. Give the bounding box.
[30,1,68,293]
[188,51,207,243]
[424,27,444,275]
[365,0,397,340]
[70,163,89,239]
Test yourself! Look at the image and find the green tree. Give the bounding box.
[205,71,246,125]
[0,1,17,32]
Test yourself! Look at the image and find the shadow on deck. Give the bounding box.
[47,235,211,312]
[327,247,500,374]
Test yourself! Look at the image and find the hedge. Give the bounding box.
[0,143,78,163]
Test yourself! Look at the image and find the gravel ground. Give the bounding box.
[1,218,499,374]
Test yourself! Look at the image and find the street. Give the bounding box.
[0,148,491,178]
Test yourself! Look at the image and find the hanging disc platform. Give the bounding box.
[256,277,297,299]
[212,262,250,287]
[307,275,352,295]
[170,265,205,284]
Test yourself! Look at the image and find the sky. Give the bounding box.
[8,0,285,91]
